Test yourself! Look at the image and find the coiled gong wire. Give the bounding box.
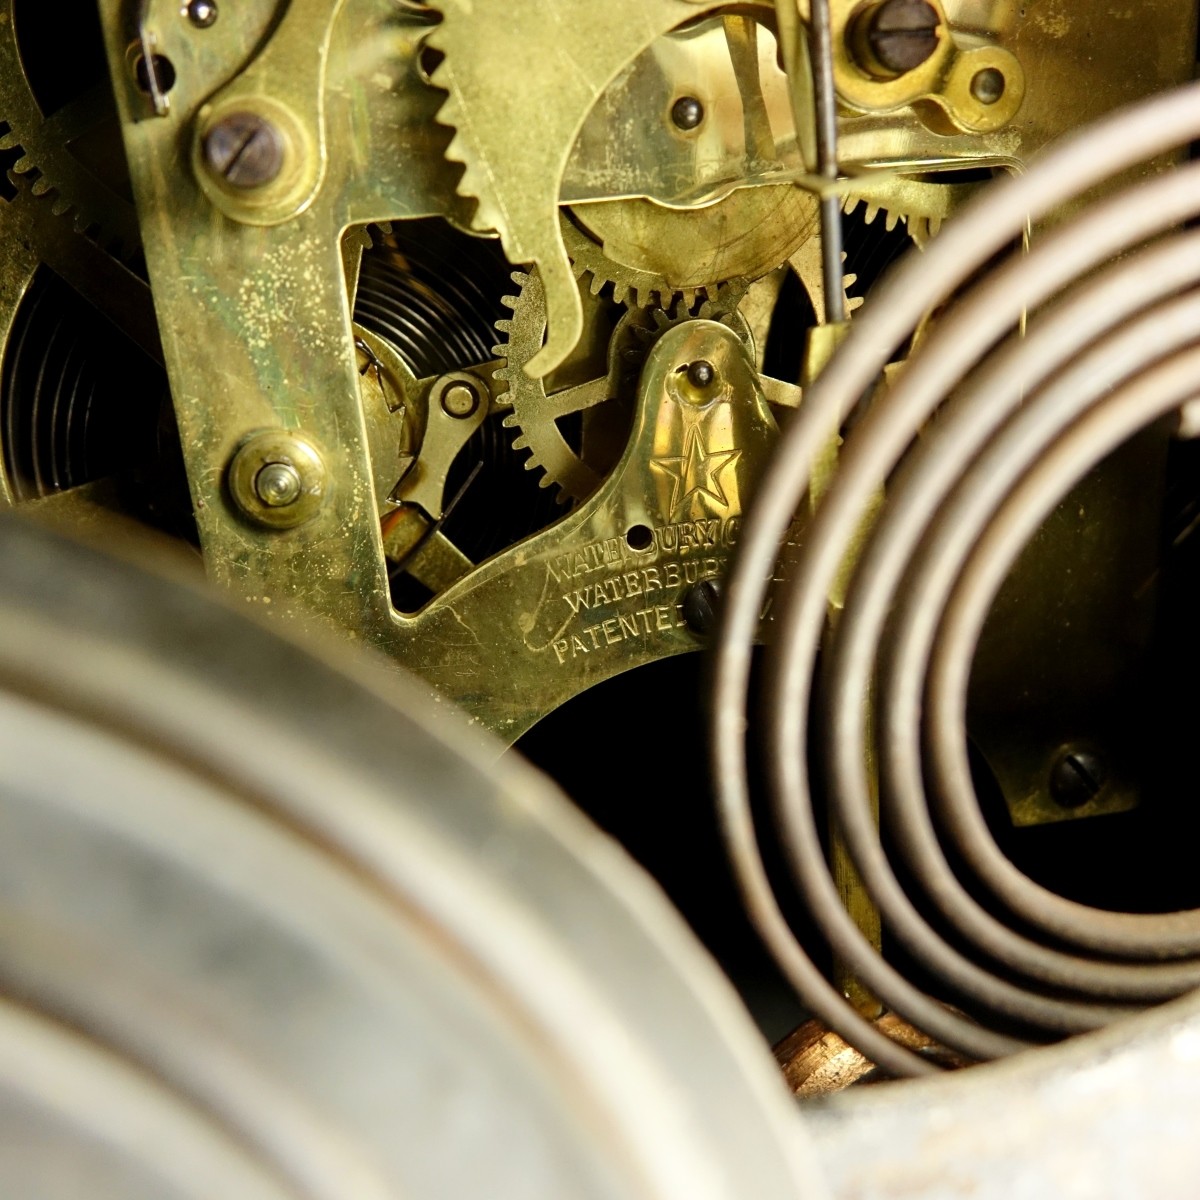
[712,81,1200,1077]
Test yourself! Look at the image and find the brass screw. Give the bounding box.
[204,112,284,189]
[254,462,303,508]
[855,0,941,77]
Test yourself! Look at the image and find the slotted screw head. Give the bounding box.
[682,578,722,636]
[203,112,284,189]
[1049,748,1108,808]
[858,0,941,76]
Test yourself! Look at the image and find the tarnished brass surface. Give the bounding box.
[569,187,820,299]
[428,0,739,379]
[561,12,813,207]
[2,3,1200,1176]
[394,317,779,740]
[0,0,1173,749]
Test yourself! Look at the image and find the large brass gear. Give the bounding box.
[563,185,821,310]
[424,0,733,378]
[0,0,141,255]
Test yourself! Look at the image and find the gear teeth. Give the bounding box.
[6,168,131,265]
[843,270,864,314]
[491,365,514,407]
[559,212,748,320]
[842,173,984,255]
[0,120,141,260]
[493,284,524,409]
[498,220,763,506]
[423,36,499,240]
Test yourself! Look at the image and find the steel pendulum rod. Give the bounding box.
[775,0,845,323]
[800,0,882,1017]
[807,0,845,324]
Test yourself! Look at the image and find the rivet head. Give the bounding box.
[185,0,218,27]
[254,461,303,508]
[203,112,284,189]
[970,66,1006,105]
[671,96,705,131]
[429,372,487,422]
[229,432,326,529]
[441,380,480,419]
[687,359,716,389]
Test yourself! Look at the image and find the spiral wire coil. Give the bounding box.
[713,82,1200,1077]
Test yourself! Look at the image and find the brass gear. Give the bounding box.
[424,0,736,380]
[495,269,747,503]
[841,174,986,247]
[563,185,821,310]
[0,0,141,256]
[497,223,862,503]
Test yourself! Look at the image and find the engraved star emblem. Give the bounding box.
[650,421,741,519]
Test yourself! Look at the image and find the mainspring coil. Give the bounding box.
[713,81,1200,1077]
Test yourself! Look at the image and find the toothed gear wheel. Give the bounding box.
[561,184,823,313]
[0,0,142,257]
[617,294,748,375]
[495,269,746,503]
[564,199,861,336]
[841,174,986,247]
[561,211,722,312]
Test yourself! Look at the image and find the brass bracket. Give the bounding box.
[192,0,349,225]
[833,0,1024,133]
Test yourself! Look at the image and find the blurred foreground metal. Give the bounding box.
[0,518,817,1200]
